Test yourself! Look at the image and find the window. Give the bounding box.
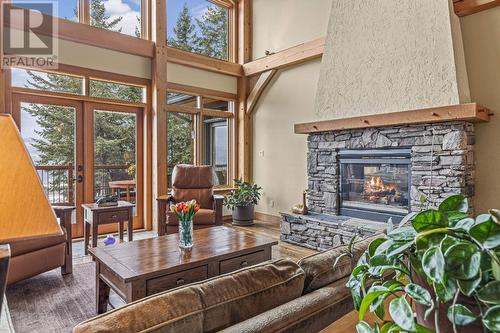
[167,112,195,185]
[203,98,230,111]
[167,89,234,188]
[11,0,79,22]
[167,92,198,107]
[167,0,231,61]
[90,79,145,103]
[203,116,228,186]
[90,0,142,37]
[12,68,84,95]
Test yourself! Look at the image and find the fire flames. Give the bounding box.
[363,176,401,204]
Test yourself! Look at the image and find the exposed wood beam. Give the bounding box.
[246,69,277,115]
[294,103,492,134]
[243,37,325,77]
[151,0,168,233]
[237,0,252,182]
[454,0,500,16]
[167,47,243,77]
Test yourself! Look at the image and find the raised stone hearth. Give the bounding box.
[280,212,386,251]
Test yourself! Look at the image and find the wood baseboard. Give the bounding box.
[254,212,281,223]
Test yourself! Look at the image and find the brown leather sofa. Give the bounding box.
[73,234,380,333]
[1,207,73,285]
[157,164,224,235]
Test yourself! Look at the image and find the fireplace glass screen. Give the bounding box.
[339,149,410,222]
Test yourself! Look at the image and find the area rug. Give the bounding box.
[6,262,96,333]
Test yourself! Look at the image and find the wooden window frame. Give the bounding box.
[166,88,235,189]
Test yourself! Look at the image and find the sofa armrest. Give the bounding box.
[213,195,224,226]
[157,195,174,236]
[52,206,74,275]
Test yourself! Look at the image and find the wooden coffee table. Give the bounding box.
[89,226,278,314]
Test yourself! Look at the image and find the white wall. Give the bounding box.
[252,0,332,216]
[252,0,332,60]
[460,7,500,213]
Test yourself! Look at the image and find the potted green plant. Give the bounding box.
[224,179,262,226]
[348,195,500,333]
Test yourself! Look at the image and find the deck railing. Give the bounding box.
[35,163,130,205]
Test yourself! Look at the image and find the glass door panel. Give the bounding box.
[20,103,77,205]
[91,106,144,233]
[94,110,137,202]
[15,96,85,238]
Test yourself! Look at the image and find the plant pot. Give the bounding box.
[232,205,254,226]
[412,273,484,333]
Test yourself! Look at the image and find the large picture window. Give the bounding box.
[167,89,234,188]
[11,0,79,22]
[167,0,231,61]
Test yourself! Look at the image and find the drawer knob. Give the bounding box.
[240,261,249,268]
[176,278,185,285]
[111,215,118,218]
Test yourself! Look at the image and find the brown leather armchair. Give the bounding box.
[1,206,73,285]
[157,165,224,236]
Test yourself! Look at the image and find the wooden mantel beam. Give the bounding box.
[453,0,500,16]
[246,69,277,115]
[294,103,492,134]
[242,37,326,77]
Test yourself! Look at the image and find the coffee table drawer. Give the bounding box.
[146,265,208,295]
[97,210,129,224]
[220,250,267,274]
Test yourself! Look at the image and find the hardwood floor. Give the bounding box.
[225,218,317,262]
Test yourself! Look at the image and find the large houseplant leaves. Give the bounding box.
[444,243,481,280]
[412,210,447,232]
[469,217,500,249]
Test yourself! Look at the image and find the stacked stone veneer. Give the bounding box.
[307,121,475,214]
[280,121,476,250]
[280,213,386,251]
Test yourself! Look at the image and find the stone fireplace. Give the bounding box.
[280,108,489,251]
[307,121,475,222]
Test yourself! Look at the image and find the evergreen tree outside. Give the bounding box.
[167,3,197,52]
[90,0,123,32]
[167,2,228,61]
[195,6,228,60]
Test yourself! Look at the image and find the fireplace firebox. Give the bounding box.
[339,149,411,223]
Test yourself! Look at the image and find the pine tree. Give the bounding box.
[195,5,228,60]
[167,112,194,182]
[168,3,197,52]
[90,0,122,32]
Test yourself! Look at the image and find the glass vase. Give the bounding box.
[179,219,194,249]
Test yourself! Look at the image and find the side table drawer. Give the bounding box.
[220,250,266,274]
[97,210,129,224]
[146,265,208,295]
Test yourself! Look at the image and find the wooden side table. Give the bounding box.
[82,201,135,255]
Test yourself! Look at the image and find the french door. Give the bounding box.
[12,94,144,238]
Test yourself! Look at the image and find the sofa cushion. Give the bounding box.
[73,259,305,333]
[218,276,353,333]
[298,234,383,293]
[167,209,216,226]
[4,230,66,257]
